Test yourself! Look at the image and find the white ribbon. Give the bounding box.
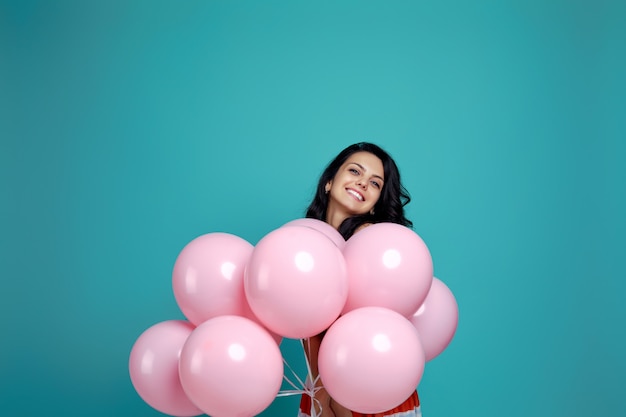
[277,338,323,417]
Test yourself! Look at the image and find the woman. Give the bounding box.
[298,142,421,417]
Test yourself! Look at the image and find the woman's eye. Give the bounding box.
[349,168,359,175]
[371,181,380,189]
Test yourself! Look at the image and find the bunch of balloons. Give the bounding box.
[129,219,458,417]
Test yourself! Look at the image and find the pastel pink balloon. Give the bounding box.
[129,320,202,417]
[342,223,433,317]
[245,226,348,339]
[282,218,346,249]
[172,233,253,326]
[178,316,283,417]
[409,277,459,361]
[318,307,425,414]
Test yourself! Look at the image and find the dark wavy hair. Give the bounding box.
[306,142,412,239]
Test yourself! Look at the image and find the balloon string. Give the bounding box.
[304,337,323,417]
[276,388,308,394]
[302,337,323,417]
[301,338,319,389]
[282,354,307,390]
[277,338,323,417]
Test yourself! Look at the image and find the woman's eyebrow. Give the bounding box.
[349,162,384,181]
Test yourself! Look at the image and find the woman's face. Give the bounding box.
[326,151,384,217]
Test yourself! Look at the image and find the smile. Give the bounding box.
[346,188,364,201]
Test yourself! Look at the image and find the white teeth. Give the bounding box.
[347,189,364,201]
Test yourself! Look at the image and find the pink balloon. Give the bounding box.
[172,233,253,326]
[282,218,346,249]
[245,226,348,339]
[129,320,202,417]
[178,316,283,417]
[318,307,425,414]
[409,277,459,361]
[342,223,433,317]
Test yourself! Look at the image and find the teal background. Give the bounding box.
[2,1,625,416]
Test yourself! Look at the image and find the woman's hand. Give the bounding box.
[304,334,334,416]
[312,387,336,417]
[304,333,352,417]
[330,398,352,417]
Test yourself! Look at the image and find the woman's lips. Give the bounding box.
[346,188,364,201]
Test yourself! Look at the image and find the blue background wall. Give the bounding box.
[2,1,624,416]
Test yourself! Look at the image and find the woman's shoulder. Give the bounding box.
[353,222,373,234]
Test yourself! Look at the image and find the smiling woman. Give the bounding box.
[300,143,420,417]
[306,143,412,240]
[325,151,384,227]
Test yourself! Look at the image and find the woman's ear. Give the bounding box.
[325,181,331,194]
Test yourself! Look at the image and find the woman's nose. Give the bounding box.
[356,178,367,189]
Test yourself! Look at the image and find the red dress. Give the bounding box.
[298,390,421,417]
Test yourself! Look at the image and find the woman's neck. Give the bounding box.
[325,204,348,230]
